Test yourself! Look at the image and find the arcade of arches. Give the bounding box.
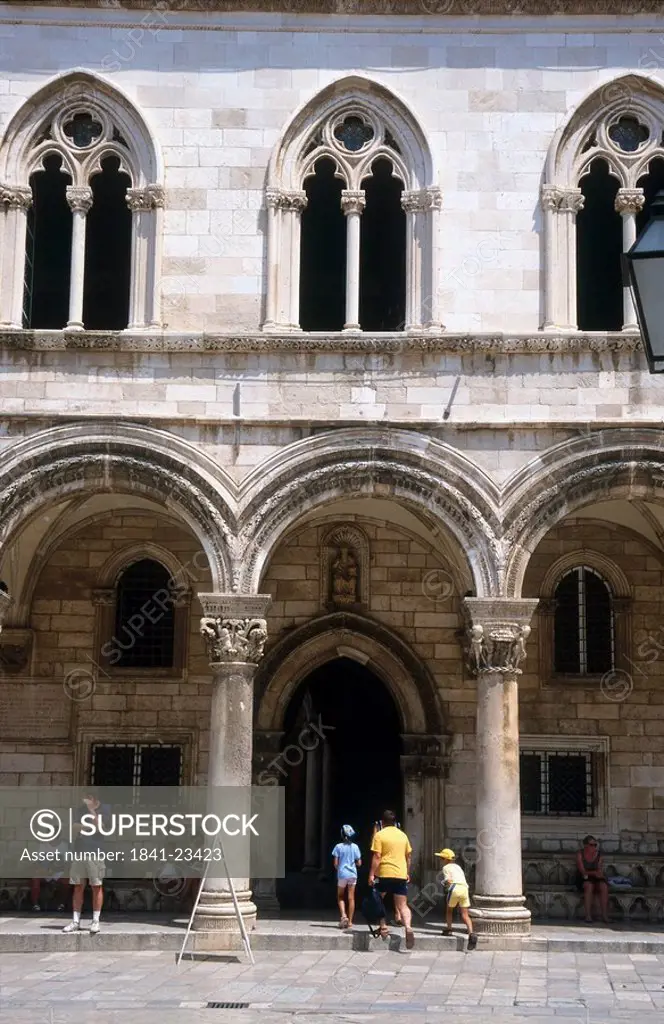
[2,427,664,944]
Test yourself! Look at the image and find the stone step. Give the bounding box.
[2,916,664,954]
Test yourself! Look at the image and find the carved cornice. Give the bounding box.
[10,0,663,13]
[0,329,645,355]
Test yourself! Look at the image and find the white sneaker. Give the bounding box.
[89,920,100,934]
[63,921,80,933]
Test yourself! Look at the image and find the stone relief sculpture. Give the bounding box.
[321,525,369,609]
[330,544,359,606]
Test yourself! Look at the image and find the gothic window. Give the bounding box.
[113,559,175,669]
[553,566,614,676]
[265,79,440,333]
[542,75,664,332]
[0,72,163,331]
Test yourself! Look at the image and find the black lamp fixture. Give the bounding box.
[625,189,664,373]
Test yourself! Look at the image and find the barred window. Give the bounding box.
[553,565,614,675]
[90,743,182,787]
[114,559,174,669]
[520,749,595,817]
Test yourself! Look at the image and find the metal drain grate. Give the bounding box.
[207,1002,250,1009]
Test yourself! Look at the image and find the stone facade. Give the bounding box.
[2,2,664,940]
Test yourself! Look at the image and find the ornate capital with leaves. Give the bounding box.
[198,593,271,666]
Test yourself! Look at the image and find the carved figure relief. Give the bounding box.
[321,525,369,610]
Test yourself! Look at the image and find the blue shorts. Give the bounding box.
[375,877,408,897]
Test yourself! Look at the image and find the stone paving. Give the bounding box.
[3,946,664,1024]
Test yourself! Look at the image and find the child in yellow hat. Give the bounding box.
[434,848,477,950]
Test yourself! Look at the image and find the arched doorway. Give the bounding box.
[277,656,402,909]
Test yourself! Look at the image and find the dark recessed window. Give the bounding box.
[91,743,182,786]
[114,559,174,669]
[520,749,594,817]
[553,566,613,675]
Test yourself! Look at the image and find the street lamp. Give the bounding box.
[625,190,664,373]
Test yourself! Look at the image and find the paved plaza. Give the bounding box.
[3,947,664,1024]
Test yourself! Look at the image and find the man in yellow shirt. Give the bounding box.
[368,810,415,948]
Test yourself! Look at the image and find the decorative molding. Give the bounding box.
[558,188,585,214]
[0,329,646,355]
[91,588,115,607]
[401,733,450,779]
[280,189,308,213]
[615,187,646,215]
[65,185,93,214]
[12,0,664,13]
[401,187,442,214]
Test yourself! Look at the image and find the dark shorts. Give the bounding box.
[375,877,408,897]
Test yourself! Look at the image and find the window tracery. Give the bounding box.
[265,80,440,334]
[0,73,163,332]
[542,74,664,333]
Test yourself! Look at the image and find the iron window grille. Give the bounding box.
[520,749,595,817]
[90,743,183,787]
[114,559,175,669]
[553,565,614,675]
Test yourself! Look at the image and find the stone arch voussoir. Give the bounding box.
[238,431,502,599]
[0,424,237,592]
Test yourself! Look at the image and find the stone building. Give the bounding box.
[1,0,664,944]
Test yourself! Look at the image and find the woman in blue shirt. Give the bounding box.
[332,824,362,929]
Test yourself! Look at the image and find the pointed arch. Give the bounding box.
[263,76,441,332]
[541,73,664,333]
[0,70,163,330]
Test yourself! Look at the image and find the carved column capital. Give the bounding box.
[91,588,115,607]
[66,186,93,214]
[126,184,165,211]
[463,598,539,677]
[0,628,33,674]
[558,188,585,214]
[615,188,646,215]
[198,594,271,666]
[401,189,428,214]
[540,184,564,211]
[265,187,284,209]
[0,184,33,210]
[340,189,366,215]
[280,189,308,213]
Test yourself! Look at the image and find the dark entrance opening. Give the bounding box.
[277,657,402,909]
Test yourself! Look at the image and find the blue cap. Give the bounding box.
[341,824,355,839]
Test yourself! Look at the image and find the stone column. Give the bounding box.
[65,185,93,330]
[464,597,538,935]
[263,187,283,330]
[558,188,584,331]
[282,190,307,330]
[424,186,443,330]
[126,184,165,329]
[540,185,562,330]
[400,190,423,331]
[341,189,366,332]
[615,188,645,331]
[193,593,270,948]
[1,185,33,327]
